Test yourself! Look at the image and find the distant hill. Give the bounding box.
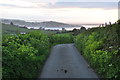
[0,19,82,28]
[40,21,81,27]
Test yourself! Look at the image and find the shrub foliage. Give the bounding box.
[2,31,50,78]
[2,31,74,78]
[75,24,120,79]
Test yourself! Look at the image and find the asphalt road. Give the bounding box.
[39,44,98,78]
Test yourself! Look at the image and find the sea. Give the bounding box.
[27,24,99,31]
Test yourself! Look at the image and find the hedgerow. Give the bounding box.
[2,31,50,78]
[2,31,74,78]
[75,23,120,79]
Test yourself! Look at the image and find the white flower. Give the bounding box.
[109,64,112,67]
[109,46,113,49]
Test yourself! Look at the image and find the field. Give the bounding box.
[2,23,57,35]
[2,23,33,35]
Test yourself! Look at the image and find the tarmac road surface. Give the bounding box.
[39,44,98,78]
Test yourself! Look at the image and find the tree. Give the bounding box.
[62,28,66,32]
[102,24,104,27]
[10,22,13,25]
[72,28,79,35]
[72,28,77,32]
[105,22,107,26]
[109,22,111,25]
[117,19,120,24]
[80,27,86,31]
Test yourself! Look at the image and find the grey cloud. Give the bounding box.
[47,2,118,9]
[0,2,118,9]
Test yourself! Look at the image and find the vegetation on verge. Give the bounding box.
[49,33,74,46]
[2,29,74,78]
[75,21,120,79]
[2,20,120,79]
[2,31,50,78]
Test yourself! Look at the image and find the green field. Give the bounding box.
[2,23,33,35]
[2,23,57,35]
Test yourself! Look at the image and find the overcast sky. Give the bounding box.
[0,0,119,24]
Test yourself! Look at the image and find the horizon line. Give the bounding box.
[0,18,112,25]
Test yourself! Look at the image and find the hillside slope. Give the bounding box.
[1,19,82,28]
[2,23,32,35]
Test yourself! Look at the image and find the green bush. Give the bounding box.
[49,33,74,46]
[75,24,120,79]
[2,31,50,78]
[2,31,74,78]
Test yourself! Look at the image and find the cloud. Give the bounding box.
[0,0,49,8]
[46,2,118,9]
[0,0,118,10]
[0,0,118,24]
[58,0,119,2]
[0,0,33,8]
